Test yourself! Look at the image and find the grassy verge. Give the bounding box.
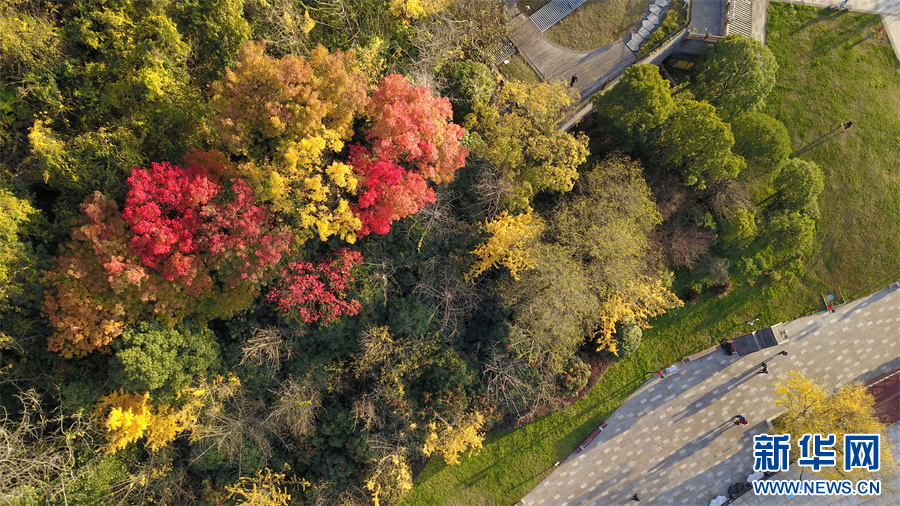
[544,0,651,50]
[762,3,900,296]
[400,5,900,505]
[499,53,542,85]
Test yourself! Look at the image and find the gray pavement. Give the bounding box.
[519,284,900,505]
[689,0,727,35]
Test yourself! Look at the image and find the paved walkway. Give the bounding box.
[507,14,636,100]
[690,0,728,35]
[519,284,900,505]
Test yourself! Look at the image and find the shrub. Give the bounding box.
[604,318,643,361]
[557,356,591,397]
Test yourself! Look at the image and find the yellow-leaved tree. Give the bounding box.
[773,371,895,480]
[225,467,308,506]
[466,207,543,282]
[595,279,683,355]
[388,0,451,20]
[471,80,588,208]
[209,42,368,245]
[92,374,241,453]
[422,411,485,465]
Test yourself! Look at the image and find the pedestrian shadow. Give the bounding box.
[647,421,734,475]
[671,365,763,423]
[792,128,843,157]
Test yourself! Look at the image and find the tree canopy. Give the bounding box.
[773,371,896,480]
[692,34,778,118]
[592,64,674,142]
[730,112,792,172]
[653,99,746,189]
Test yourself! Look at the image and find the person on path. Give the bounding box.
[758,363,769,374]
[569,74,578,87]
[842,121,853,132]
[630,494,641,501]
[838,0,847,9]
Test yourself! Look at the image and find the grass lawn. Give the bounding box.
[762,3,900,293]
[499,53,542,85]
[544,0,650,50]
[400,5,900,505]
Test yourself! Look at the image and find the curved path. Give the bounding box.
[519,284,900,505]
[507,14,636,99]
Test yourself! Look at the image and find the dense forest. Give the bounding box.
[1,1,825,504]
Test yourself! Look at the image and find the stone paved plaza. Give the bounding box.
[520,284,900,505]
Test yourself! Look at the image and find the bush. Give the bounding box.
[557,356,591,397]
[603,318,642,361]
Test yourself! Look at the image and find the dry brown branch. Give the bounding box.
[264,378,321,438]
[0,388,94,505]
[239,326,296,374]
[351,394,380,432]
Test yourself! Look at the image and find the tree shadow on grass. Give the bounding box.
[792,126,844,157]
[791,9,841,35]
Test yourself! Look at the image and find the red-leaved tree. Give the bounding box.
[123,162,291,295]
[44,160,292,357]
[43,193,195,358]
[124,162,219,295]
[349,146,436,236]
[366,73,469,184]
[267,248,363,325]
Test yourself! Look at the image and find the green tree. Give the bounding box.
[592,64,674,144]
[550,153,662,297]
[767,210,817,255]
[110,320,220,404]
[608,319,642,360]
[472,80,588,207]
[499,243,600,373]
[439,60,495,122]
[654,100,746,189]
[770,158,825,218]
[773,371,895,480]
[730,112,792,172]
[0,187,37,304]
[692,34,778,118]
[172,0,252,84]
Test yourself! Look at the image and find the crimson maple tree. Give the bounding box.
[349,146,436,236]
[266,248,363,325]
[44,159,292,357]
[365,73,469,184]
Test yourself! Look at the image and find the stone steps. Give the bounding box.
[728,0,754,38]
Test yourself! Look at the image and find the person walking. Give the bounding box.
[841,121,853,132]
[630,494,641,501]
[758,362,769,374]
[569,74,578,87]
